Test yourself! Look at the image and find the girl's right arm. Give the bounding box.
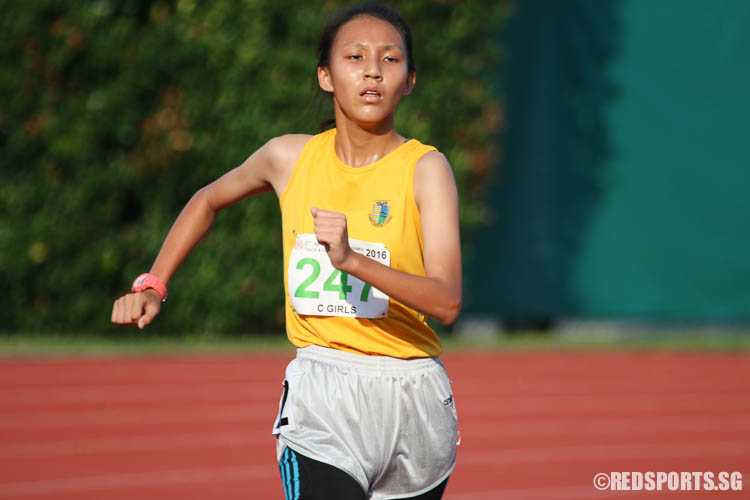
[111,134,310,329]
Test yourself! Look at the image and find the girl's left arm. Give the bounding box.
[311,151,461,324]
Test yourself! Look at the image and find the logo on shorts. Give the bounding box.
[443,395,454,407]
[369,200,392,227]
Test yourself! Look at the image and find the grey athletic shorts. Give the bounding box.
[272,344,458,499]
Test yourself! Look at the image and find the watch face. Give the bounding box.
[135,276,146,287]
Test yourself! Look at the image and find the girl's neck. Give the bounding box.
[332,114,405,168]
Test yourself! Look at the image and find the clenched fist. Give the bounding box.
[310,207,354,269]
[111,289,162,329]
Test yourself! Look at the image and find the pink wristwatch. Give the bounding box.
[131,273,168,302]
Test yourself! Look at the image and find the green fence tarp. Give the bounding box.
[466,0,750,322]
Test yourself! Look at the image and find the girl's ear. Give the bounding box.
[402,72,416,97]
[318,66,334,93]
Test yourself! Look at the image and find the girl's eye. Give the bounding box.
[384,57,398,63]
[347,55,362,60]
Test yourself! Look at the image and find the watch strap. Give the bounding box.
[131,273,168,301]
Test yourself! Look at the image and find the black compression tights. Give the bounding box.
[278,447,449,500]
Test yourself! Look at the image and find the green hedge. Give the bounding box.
[1,0,506,334]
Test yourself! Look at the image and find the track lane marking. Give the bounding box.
[0,465,274,497]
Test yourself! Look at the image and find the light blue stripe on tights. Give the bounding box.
[280,447,291,500]
[290,448,300,499]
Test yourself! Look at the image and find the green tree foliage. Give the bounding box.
[1,0,506,334]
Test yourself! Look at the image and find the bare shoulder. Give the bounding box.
[414,151,457,205]
[265,134,313,170]
[263,134,313,195]
[416,150,451,169]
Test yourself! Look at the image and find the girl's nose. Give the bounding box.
[364,60,382,80]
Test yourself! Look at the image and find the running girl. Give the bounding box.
[112,4,461,499]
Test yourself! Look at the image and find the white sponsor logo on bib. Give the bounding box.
[288,233,389,318]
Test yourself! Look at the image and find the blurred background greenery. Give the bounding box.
[4,0,748,340]
[1,0,507,335]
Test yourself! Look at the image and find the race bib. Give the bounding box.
[288,233,390,318]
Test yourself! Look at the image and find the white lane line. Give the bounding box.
[0,431,270,459]
[454,393,750,415]
[461,413,750,437]
[0,359,287,387]
[447,484,643,500]
[0,404,270,429]
[0,382,276,406]
[457,439,750,466]
[0,465,274,497]
[452,382,750,397]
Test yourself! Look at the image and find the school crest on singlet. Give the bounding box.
[369,200,392,227]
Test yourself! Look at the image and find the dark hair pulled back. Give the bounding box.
[317,4,416,74]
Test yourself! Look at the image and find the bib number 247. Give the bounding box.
[288,234,389,318]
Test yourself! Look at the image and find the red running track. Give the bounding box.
[0,351,748,499]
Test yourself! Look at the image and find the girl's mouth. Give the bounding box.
[361,89,382,103]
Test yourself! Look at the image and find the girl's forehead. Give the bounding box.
[334,16,405,50]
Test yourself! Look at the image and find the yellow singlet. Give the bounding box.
[279,128,443,358]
